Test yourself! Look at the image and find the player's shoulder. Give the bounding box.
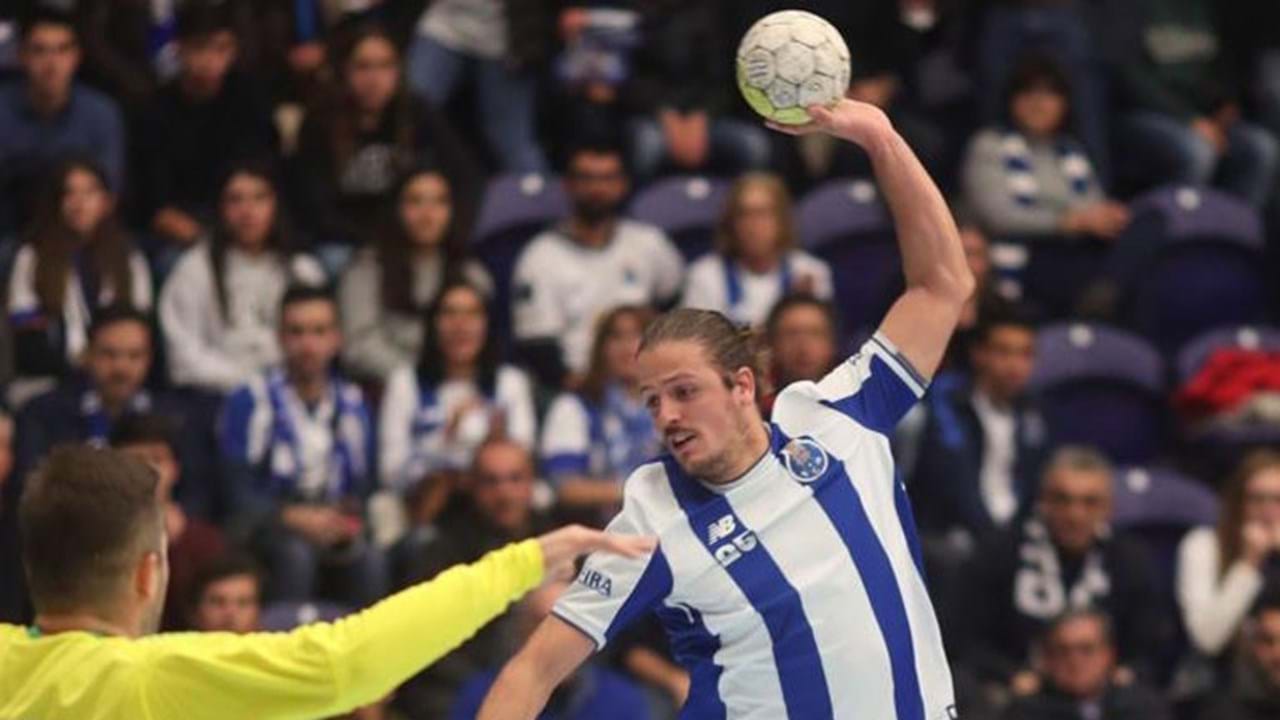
[618,459,681,524]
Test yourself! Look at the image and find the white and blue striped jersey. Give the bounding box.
[554,333,956,720]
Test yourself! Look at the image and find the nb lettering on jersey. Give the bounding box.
[576,567,613,597]
[708,514,737,544]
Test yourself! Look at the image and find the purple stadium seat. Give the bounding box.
[797,178,902,338]
[1176,325,1280,382]
[259,600,352,632]
[628,176,731,262]
[1112,467,1218,530]
[1123,186,1268,355]
[472,174,569,341]
[1030,323,1167,465]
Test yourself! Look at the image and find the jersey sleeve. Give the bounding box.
[810,332,929,436]
[552,486,671,650]
[540,393,592,483]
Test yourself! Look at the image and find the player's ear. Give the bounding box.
[731,366,757,405]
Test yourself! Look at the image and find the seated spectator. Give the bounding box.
[380,279,536,497]
[1177,450,1280,659]
[112,413,226,631]
[1198,598,1280,720]
[395,438,554,717]
[541,305,659,526]
[760,293,839,417]
[0,8,124,234]
[626,0,769,181]
[404,0,550,172]
[218,286,385,606]
[140,1,277,259]
[293,23,479,269]
[75,0,168,112]
[7,157,152,383]
[449,577,651,720]
[682,173,833,327]
[188,554,263,635]
[912,300,1050,544]
[966,447,1164,692]
[1000,609,1173,720]
[160,160,325,394]
[963,55,1128,242]
[338,166,492,383]
[1114,0,1279,208]
[512,142,684,387]
[547,4,642,157]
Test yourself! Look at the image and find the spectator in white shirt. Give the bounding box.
[1178,450,1280,657]
[511,141,683,388]
[682,172,832,328]
[159,160,325,394]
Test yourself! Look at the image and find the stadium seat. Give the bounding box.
[1030,323,1167,465]
[1121,186,1268,355]
[472,173,569,342]
[797,178,902,340]
[1176,325,1280,382]
[628,175,731,262]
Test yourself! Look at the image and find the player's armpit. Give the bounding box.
[476,615,596,720]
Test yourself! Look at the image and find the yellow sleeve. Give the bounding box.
[136,539,544,719]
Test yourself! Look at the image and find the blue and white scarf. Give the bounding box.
[586,383,660,478]
[999,132,1094,208]
[80,388,152,446]
[264,369,369,502]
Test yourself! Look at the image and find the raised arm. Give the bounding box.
[772,101,974,380]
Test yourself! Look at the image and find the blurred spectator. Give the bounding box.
[912,300,1049,544]
[1198,598,1280,720]
[112,413,226,631]
[627,0,769,181]
[547,4,641,157]
[7,158,152,384]
[74,0,165,112]
[966,447,1164,692]
[404,0,550,172]
[761,293,839,416]
[449,577,651,720]
[1177,451,1280,658]
[0,8,124,235]
[963,55,1128,242]
[541,305,659,526]
[218,286,385,606]
[140,1,277,260]
[0,412,11,507]
[293,23,479,270]
[239,0,331,106]
[379,279,536,498]
[681,173,832,327]
[512,142,683,387]
[160,160,325,394]
[395,438,553,717]
[1114,0,1279,208]
[189,553,263,634]
[338,166,491,383]
[1000,610,1173,720]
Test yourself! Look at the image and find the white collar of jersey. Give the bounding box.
[697,427,776,495]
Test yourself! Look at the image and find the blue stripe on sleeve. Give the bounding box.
[664,457,834,719]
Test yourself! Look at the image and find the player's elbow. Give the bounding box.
[921,263,975,308]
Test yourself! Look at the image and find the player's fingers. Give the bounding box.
[582,531,658,558]
[806,104,836,127]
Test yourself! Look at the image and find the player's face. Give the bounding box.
[346,35,399,114]
[280,300,341,381]
[972,325,1035,404]
[603,312,645,384]
[179,31,237,97]
[732,184,782,262]
[435,286,488,367]
[1252,610,1280,689]
[62,167,113,237]
[1243,467,1280,527]
[770,305,836,384]
[472,443,535,535]
[21,24,80,96]
[1011,84,1067,138]
[1039,468,1112,556]
[638,340,757,481]
[194,574,261,634]
[221,173,276,251]
[87,321,152,407]
[399,173,452,248]
[1043,617,1114,699]
[567,152,628,224]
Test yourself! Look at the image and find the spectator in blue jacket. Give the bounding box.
[218,285,385,607]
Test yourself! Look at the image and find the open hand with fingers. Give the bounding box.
[537,524,657,582]
[765,99,894,148]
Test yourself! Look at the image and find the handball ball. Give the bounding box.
[737,10,851,125]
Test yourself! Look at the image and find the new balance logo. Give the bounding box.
[576,568,613,597]
[707,515,736,544]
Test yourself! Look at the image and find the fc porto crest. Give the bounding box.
[781,437,829,483]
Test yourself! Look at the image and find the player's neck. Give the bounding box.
[707,422,771,485]
[34,611,138,639]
